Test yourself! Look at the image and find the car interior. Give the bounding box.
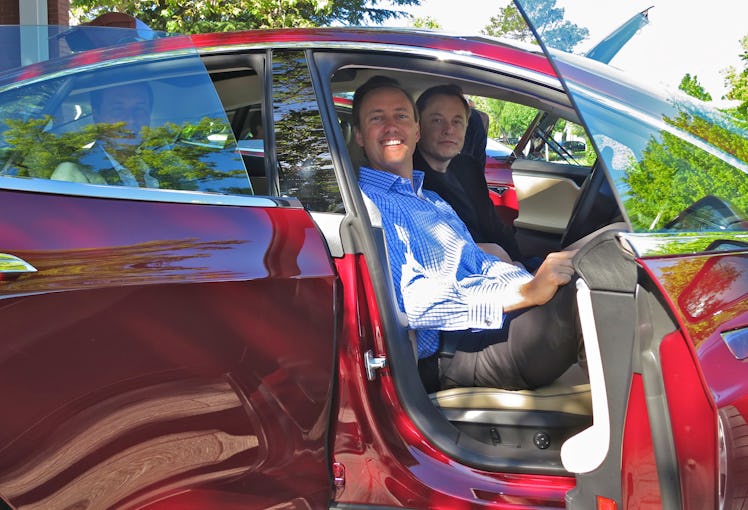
[320,56,626,473]
[198,48,631,474]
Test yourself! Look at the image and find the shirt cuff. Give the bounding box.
[465,281,506,328]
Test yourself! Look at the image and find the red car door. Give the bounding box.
[0,28,337,509]
[515,1,748,507]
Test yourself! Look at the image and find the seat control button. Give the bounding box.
[533,431,551,449]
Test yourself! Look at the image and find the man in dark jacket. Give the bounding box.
[414,84,524,263]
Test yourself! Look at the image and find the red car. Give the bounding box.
[0,7,745,509]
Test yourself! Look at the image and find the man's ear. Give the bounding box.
[354,126,364,147]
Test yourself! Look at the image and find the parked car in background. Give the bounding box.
[486,137,515,160]
[0,5,746,508]
[561,140,586,152]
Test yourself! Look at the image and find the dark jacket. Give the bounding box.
[415,148,523,262]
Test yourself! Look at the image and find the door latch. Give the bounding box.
[364,350,387,381]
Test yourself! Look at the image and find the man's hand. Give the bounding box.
[503,250,578,312]
[523,250,577,306]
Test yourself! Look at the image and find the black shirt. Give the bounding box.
[415,148,523,262]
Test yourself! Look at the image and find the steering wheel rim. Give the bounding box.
[561,161,615,248]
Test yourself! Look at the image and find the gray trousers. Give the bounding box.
[418,280,581,392]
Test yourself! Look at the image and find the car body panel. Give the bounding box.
[620,374,661,508]
[639,252,748,507]
[0,188,337,507]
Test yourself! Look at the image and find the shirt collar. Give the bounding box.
[359,166,426,194]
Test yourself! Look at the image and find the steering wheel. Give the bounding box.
[561,161,621,248]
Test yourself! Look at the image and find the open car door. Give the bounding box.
[514,1,748,508]
[0,25,337,509]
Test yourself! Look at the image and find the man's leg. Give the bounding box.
[436,280,580,391]
[475,280,581,389]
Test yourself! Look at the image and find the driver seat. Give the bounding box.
[429,364,592,460]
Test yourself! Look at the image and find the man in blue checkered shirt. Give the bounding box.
[355,76,582,393]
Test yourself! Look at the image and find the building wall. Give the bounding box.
[0,0,20,25]
[0,0,69,25]
[48,0,70,25]
[0,0,69,71]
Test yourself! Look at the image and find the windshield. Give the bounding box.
[514,0,748,253]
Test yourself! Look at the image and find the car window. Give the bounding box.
[210,60,267,195]
[272,50,342,213]
[0,37,251,195]
[464,95,594,166]
[516,0,748,247]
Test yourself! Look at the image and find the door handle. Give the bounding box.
[0,253,37,280]
[721,327,748,360]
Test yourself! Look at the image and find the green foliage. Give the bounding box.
[2,116,245,190]
[724,35,748,120]
[4,115,103,178]
[483,0,588,53]
[71,0,418,32]
[411,16,441,30]
[623,112,748,231]
[679,73,712,101]
[472,97,537,141]
[482,4,532,43]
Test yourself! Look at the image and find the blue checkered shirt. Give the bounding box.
[359,166,533,358]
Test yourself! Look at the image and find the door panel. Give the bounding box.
[0,188,336,509]
[511,159,589,256]
[513,173,581,233]
[641,253,748,508]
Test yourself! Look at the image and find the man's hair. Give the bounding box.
[416,84,470,118]
[351,75,418,128]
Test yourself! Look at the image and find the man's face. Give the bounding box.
[417,94,468,168]
[354,87,419,177]
[94,84,152,145]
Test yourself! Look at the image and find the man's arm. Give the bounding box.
[50,162,107,184]
[503,250,577,312]
[476,242,512,263]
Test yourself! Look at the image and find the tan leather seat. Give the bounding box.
[429,365,592,455]
[431,382,592,416]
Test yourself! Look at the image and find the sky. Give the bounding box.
[377,0,747,99]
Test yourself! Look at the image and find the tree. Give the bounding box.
[411,16,440,30]
[482,4,531,43]
[482,0,588,53]
[71,0,419,33]
[724,35,748,120]
[679,73,712,101]
[622,111,748,232]
[471,97,537,141]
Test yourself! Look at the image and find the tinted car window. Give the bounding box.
[0,51,251,195]
[210,60,267,195]
[515,0,748,240]
[558,60,748,236]
[273,50,341,213]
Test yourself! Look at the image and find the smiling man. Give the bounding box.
[51,82,159,187]
[354,75,582,393]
